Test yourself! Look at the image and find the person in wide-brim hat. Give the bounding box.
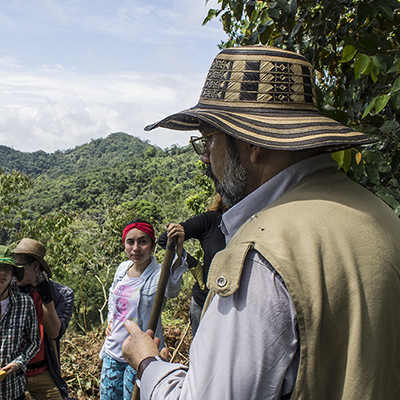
[145,45,375,151]
[14,238,52,278]
[120,45,400,400]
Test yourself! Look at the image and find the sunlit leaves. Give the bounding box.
[203,8,218,25]
[354,53,370,79]
[341,45,357,63]
[355,151,362,165]
[362,95,391,118]
[331,149,352,173]
[260,9,270,25]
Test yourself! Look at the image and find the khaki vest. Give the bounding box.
[207,168,400,399]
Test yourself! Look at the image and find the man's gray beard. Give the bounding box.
[205,138,247,209]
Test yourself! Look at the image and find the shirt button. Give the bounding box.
[216,276,227,287]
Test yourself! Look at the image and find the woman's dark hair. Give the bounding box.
[207,193,228,213]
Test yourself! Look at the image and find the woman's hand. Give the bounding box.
[105,320,112,336]
[167,223,185,258]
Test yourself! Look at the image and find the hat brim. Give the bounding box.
[145,104,376,151]
[14,250,52,278]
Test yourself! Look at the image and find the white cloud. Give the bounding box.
[0,56,22,69]
[0,66,205,152]
[0,0,225,153]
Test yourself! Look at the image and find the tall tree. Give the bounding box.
[204,0,400,214]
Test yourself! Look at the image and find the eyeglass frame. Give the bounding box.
[15,261,33,267]
[189,131,219,155]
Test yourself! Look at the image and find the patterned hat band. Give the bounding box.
[0,256,15,266]
[145,45,375,151]
[200,48,317,108]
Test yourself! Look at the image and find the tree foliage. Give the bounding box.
[204,0,400,214]
[0,167,32,242]
[185,161,216,215]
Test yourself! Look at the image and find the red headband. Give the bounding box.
[122,222,155,244]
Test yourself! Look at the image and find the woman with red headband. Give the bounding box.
[99,219,184,400]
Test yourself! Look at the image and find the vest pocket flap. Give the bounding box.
[207,242,254,297]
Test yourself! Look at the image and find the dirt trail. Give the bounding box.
[55,323,192,399]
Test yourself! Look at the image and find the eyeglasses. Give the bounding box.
[15,262,32,267]
[189,131,219,155]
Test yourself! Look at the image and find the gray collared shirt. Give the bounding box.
[140,154,336,399]
[221,153,337,243]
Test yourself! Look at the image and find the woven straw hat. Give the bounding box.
[0,245,24,281]
[145,45,375,151]
[14,238,52,278]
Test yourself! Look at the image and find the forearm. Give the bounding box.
[140,362,189,400]
[43,302,62,339]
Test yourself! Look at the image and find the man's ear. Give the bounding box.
[249,145,263,163]
[33,260,41,274]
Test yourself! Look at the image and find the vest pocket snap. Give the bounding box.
[216,276,227,287]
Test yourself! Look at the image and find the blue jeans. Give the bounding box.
[100,353,137,400]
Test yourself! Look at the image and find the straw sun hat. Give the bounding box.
[145,45,375,151]
[14,238,52,278]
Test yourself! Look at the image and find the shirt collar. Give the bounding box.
[139,256,159,281]
[221,153,337,243]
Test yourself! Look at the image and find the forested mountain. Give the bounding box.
[1,132,201,217]
[0,132,157,178]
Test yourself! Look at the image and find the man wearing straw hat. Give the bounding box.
[122,45,400,399]
[0,245,40,400]
[13,238,74,400]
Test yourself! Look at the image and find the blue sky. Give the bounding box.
[0,0,225,153]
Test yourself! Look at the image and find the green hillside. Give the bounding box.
[0,132,203,217]
[0,132,156,178]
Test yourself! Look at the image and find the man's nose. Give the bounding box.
[200,149,210,164]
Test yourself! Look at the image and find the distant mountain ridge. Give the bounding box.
[1,131,199,218]
[0,132,157,178]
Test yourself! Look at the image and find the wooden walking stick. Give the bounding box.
[131,236,176,400]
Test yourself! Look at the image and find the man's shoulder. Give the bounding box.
[50,280,73,297]
[182,211,222,238]
[10,289,34,306]
[187,211,221,224]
